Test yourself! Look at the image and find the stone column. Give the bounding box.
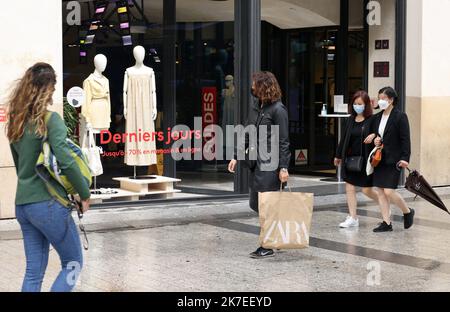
[0,0,63,218]
[406,0,450,186]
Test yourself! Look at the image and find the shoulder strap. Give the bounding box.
[360,124,365,156]
[42,111,53,142]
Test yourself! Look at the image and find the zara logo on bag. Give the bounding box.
[263,221,310,245]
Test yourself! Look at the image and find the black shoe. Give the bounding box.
[250,247,274,259]
[404,208,415,229]
[373,221,393,233]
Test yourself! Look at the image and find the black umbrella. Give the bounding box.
[404,168,449,215]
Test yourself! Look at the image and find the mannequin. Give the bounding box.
[82,54,111,133]
[222,75,235,150]
[222,75,235,125]
[123,46,158,177]
[81,54,111,192]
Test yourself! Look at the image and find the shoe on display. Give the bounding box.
[373,221,393,233]
[339,216,359,228]
[404,208,415,229]
[249,247,274,259]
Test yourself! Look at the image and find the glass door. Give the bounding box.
[287,29,338,175]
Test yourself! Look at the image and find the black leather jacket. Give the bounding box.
[242,99,291,192]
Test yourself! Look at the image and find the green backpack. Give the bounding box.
[35,112,92,207]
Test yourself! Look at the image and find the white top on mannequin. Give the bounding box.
[86,54,108,134]
[123,46,157,121]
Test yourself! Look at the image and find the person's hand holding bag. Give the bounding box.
[279,168,289,183]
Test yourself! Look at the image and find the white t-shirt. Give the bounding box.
[378,113,390,139]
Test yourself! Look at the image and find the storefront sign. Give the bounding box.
[295,149,308,166]
[202,87,218,158]
[0,107,6,123]
[202,87,217,127]
[67,87,85,108]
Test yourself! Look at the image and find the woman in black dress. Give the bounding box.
[371,87,415,232]
[335,90,379,228]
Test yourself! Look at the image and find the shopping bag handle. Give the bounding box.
[280,183,292,192]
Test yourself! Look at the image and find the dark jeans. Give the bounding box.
[15,199,83,292]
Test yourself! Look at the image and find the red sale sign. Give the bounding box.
[201,87,218,159]
[0,107,6,123]
[202,87,217,127]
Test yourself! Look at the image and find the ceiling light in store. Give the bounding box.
[118,7,127,14]
[85,35,95,44]
[122,35,132,46]
[96,7,106,14]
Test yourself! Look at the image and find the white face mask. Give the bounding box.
[378,99,390,110]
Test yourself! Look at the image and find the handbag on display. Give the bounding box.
[345,126,364,173]
[82,129,104,177]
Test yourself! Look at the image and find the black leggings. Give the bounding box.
[249,191,259,213]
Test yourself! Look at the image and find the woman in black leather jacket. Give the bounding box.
[228,71,291,259]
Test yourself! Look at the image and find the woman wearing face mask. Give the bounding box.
[334,91,379,228]
[228,71,290,259]
[371,87,414,232]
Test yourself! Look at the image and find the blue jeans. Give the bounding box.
[15,199,83,292]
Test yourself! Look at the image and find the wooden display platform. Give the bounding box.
[90,175,181,204]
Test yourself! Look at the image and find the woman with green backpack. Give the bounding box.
[6,63,91,292]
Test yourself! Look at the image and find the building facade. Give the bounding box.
[0,0,449,218]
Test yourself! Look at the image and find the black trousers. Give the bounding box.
[249,190,259,213]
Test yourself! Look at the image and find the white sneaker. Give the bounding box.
[339,216,359,228]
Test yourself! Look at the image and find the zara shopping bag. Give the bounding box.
[259,187,314,250]
[82,129,103,177]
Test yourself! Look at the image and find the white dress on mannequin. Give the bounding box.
[123,46,158,166]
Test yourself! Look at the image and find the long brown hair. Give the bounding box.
[252,71,282,104]
[6,63,56,143]
[349,90,373,119]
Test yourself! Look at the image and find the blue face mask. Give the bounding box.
[353,104,365,115]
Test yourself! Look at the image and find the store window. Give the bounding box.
[175,21,235,194]
[62,0,236,203]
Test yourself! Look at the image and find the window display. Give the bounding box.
[123,46,158,168]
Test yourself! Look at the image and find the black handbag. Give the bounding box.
[345,125,364,173]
